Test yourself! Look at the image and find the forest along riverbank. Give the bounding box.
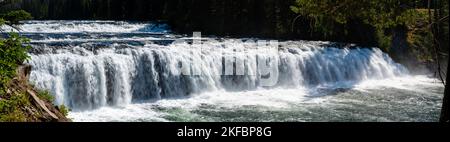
[9,20,444,122]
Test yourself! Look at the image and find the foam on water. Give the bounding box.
[28,39,409,110]
[68,76,442,122]
[1,20,170,33]
[12,21,442,122]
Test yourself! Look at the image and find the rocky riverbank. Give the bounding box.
[0,65,70,122]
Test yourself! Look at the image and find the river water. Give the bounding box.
[3,21,443,122]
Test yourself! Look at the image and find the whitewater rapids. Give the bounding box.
[4,21,443,122]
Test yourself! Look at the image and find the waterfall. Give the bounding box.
[20,21,409,111]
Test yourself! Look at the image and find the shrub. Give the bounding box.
[0,93,30,122]
[58,105,69,117]
[0,33,31,86]
[37,90,55,102]
[0,10,33,25]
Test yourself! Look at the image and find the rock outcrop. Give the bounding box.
[0,64,70,122]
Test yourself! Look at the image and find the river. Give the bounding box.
[3,20,443,122]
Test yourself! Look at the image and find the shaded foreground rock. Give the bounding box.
[0,64,70,122]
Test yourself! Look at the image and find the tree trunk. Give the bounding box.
[434,0,449,123]
[440,53,450,122]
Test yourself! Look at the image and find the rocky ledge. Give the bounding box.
[0,64,70,122]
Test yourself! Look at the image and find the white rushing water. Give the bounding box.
[1,20,170,33]
[67,76,442,122]
[28,40,409,110]
[13,21,442,122]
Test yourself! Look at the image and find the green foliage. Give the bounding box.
[1,10,32,86]
[0,88,5,97]
[0,18,5,25]
[0,93,30,122]
[376,29,393,51]
[58,105,69,117]
[0,9,38,122]
[37,90,55,102]
[0,33,31,86]
[291,0,422,50]
[291,0,421,30]
[0,10,33,25]
[407,9,435,62]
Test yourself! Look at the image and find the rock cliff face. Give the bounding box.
[0,64,70,122]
